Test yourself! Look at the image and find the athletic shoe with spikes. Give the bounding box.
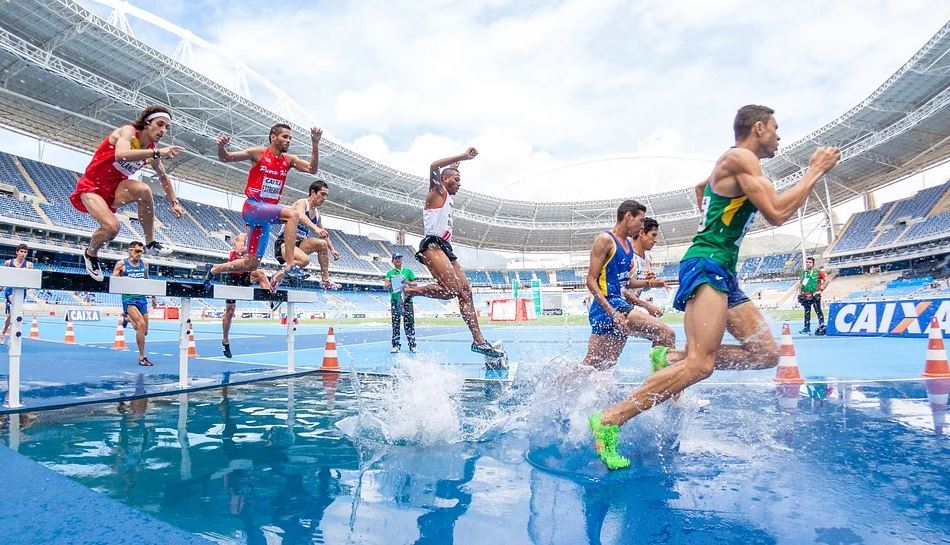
[589,411,630,470]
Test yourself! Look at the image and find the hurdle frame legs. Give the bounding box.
[179,297,191,388]
[5,288,24,408]
[286,301,296,372]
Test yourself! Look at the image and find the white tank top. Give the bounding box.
[630,250,652,296]
[423,190,454,241]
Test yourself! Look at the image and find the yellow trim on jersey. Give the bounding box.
[130,137,141,150]
[721,196,747,226]
[598,243,616,295]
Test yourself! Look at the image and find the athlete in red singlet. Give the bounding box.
[203,124,324,291]
[70,105,185,281]
[220,232,270,359]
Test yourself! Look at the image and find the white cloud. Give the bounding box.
[73,0,950,203]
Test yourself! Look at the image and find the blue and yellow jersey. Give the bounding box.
[596,232,635,300]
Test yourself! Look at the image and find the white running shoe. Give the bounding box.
[390,346,399,353]
[145,240,173,257]
[83,250,104,282]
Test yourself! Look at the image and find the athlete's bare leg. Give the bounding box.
[406,247,488,345]
[112,179,158,245]
[659,301,778,371]
[269,207,300,289]
[582,334,628,370]
[298,238,331,281]
[600,285,727,426]
[210,255,261,275]
[222,303,236,346]
[625,312,676,348]
[126,305,149,360]
[249,270,271,290]
[79,192,121,257]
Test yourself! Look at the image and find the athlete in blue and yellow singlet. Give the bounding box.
[588,232,636,335]
[581,200,647,369]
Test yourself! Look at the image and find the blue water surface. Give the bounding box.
[3,368,948,545]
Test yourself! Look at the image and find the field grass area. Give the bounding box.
[194,308,804,327]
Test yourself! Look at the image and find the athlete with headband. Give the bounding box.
[203,124,324,290]
[70,105,185,281]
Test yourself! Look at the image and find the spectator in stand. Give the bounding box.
[798,256,828,335]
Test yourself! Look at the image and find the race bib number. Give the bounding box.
[697,196,711,231]
[260,177,283,200]
[112,158,146,177]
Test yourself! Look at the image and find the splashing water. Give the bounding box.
[348,355,467,445]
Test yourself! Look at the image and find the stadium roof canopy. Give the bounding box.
[0,1,949,252]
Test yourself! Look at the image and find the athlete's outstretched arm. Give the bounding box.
[733,147,840,226]
[151,157,185,218]
[288,127,323,174]
[115,126,182,163]
[429,148,477,189]
[217,135,263,163]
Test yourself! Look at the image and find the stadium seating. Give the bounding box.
[832,180,950,254]
[0,195,44,224]
[0,154,34,196]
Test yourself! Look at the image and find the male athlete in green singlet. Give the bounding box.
[589,105,841,469]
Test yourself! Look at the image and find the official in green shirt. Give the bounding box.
[797,256,828,334]
[384,253,417,353]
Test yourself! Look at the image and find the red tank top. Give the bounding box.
[83,129,154,185]
[245,148,290,203]
[227,250,244,276]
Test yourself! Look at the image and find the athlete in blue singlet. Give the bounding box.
[273,180,341,288]
[113,241,153,366]
[1,243,33,344]
[582,200,647,368]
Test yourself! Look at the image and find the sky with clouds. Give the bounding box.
[70,0,950,203]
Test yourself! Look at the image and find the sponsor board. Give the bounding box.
[828,298,950,338]
[64,309,101,322]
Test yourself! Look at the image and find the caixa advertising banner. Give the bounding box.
[828,299,950,338]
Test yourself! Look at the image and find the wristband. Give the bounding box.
[152,149,161,160]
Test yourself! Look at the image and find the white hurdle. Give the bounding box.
[287,290,320,372]
[1,269,315,407]
[1,268,42,408]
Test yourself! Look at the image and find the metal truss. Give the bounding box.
[0,1,948,250]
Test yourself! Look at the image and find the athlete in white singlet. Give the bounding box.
[403,148,504,358]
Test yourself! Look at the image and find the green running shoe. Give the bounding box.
[649,346,670,374]
[588,411,630,470]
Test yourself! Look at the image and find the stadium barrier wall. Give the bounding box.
[828,298,950,338]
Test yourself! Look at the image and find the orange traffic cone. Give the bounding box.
[321,326,339,370]
[112,320,127,350]
[922,318,950,378]
[28,316,39,339]
[925,378,949,435]
[774,322,805,384]
[64,320,75,344]
[321,371,340,409]
[187,332,199,358]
